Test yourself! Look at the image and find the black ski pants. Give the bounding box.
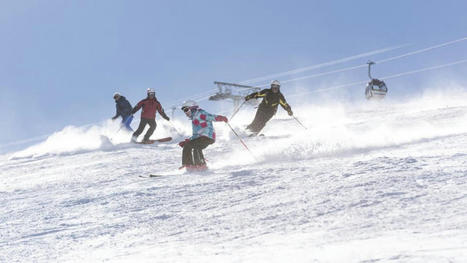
[132,118,156,141]
[182,137,214,166]
[246,105,277,134]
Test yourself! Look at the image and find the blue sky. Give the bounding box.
[1,0,466,150]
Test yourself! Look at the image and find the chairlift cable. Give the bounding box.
[240,44,407,85]
[379,59,467,81]
[377,37,467,64]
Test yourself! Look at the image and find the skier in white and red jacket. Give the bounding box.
[179,100,228,171]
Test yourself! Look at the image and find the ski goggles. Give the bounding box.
[271,84,280,89]
[181,107,190,112]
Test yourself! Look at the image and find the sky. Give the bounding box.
[1,0,466,151]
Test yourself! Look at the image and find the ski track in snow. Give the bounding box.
[1,92,467,262]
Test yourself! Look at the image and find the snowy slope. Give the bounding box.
[1,90,467,262]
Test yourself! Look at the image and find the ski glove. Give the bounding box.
[112,116,118,120]
[163,116,170,121]
[245,95,252,101]
[287,110,293,116]
[178,139,190,148]
[215,115,228,123]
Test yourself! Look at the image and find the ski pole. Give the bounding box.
[226,123,253,154]
[230,100,247,121]
[293,116,308,130]
[166,119,182,136]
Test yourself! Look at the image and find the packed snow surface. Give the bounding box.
[1,90,467,262]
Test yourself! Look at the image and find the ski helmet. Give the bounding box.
[147,88,156,96]
[271,80,281,88]
[113,92,121,99]
[181,100,198,111]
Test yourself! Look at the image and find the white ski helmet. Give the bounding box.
[271,80,281,88]
[147,88,156,96]
[181,100,198,111]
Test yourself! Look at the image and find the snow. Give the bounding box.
[1,90,467,262]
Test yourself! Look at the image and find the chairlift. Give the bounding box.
[208,88,233,101]
[365,61,388,100]
[210,81,261,108]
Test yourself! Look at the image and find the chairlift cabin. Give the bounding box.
[365,61,388,100]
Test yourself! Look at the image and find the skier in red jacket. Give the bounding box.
[130,89,170,143]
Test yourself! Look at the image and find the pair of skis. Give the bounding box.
[139,169,209,178]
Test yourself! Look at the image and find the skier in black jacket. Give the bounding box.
[244,80,293,135]
[112,92,134,131]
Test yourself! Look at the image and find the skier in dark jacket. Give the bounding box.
[178,100,228,171]
[130,88,170,143]
[112,92,134,131]
[244,80,293,135]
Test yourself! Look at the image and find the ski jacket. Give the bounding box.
[113,96,133,119]
[189,108,223,141]
[246,89,292,113]
[131,97,169,120]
